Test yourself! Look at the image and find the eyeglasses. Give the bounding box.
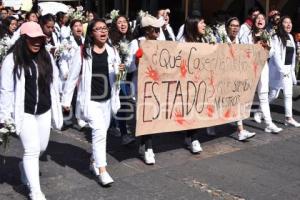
[92,27,108,33]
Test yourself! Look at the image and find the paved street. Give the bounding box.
[1,87,300,200]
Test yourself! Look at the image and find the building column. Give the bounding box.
[244,0,255,18]
[114,0,122,10]
[190,0,202,15]
[149,0,158,15]
[95,0,105,17]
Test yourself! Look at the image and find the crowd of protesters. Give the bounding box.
[0,4,300,200]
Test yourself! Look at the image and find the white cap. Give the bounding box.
[141,14,164,28]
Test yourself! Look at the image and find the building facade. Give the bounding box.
[83,0,299,33]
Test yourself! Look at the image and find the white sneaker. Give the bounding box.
[19,162,29,187]
[185,137,203,154]
[29,191,46,200]
[77,119,87,128]
[121,134,136,145]
[285,118,300,127]
[144,149,155,165]
[98,171,114,186]
[206,127,216,136]
[238,130,256,141]
[188,140,203,154]
[253,112,262,124]
[89,161,100,176]
[265,123,283,133]
[139,145,155,165]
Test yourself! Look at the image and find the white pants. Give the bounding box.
[269,74,293,118]
[87,100,111,168]
[257,63,272,125]
[19,110,51,193]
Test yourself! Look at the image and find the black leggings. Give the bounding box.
[140,135,153,149]
[186,130,199,142]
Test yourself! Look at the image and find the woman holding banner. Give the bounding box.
[268,16,300,127]
[179,14,208,153]
[62,19,123,186]
[207,17,257,141]
[240,13,282,133]
[128,14,165,164]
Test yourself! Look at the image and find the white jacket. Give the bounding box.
[238,23,251,42]
[0,53,63,134]
[62,43,121,120]
[125,37,148,98]
[158,24,176,41]
[269,34,297,89]
[240,32,271,93]
[176,24,185,41]
[59,35,85,80]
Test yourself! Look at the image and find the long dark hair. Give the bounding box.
[0,16,17,38]
[9,35,53,89]
[25,11,38,21]
[70,19,82,29]
[56,11,66,25]
[276,16,292,47]
[39,14,55,27]
[252,13,266,33]
[83,18,109,58]
[251,13,266,43]
[109,15,133,46]
[183,15,205,42]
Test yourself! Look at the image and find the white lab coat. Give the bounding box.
[0,53,63,134]
[238,23,251,42]
[62,43,121,120]
[240,32,271,93]
[176,24,185,41]
[125,37,148,98]
[269,34,297,90]
[158,24,176,41]
[59,35,85,80]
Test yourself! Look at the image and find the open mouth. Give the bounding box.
[99,34,107,40]
[32,44,41,48]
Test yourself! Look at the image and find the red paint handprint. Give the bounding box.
[206,105,215,118]
[224,108,232,119]
[180,59,187,78]
[146,66,160,81]
[174,109,186,125]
